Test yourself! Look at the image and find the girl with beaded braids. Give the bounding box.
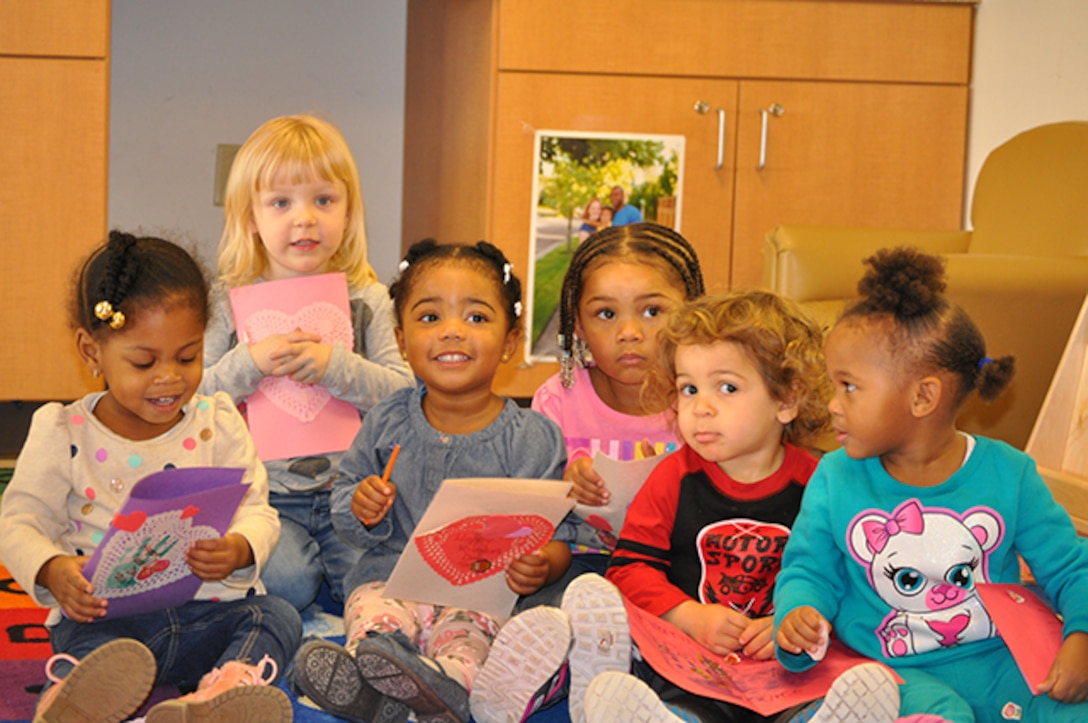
[0,231,301,722]
[201,113,414,612]
[529,223,704,583]
[288,239,573,723]
[775,246,1088,721]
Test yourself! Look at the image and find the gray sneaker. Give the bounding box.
[287,638,409,723]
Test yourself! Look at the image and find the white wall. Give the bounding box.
[109,0,407,284]
[966,0,1088,214]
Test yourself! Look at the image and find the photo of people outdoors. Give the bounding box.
[527,131,685,361]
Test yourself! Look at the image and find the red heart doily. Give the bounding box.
[415,514,554,586]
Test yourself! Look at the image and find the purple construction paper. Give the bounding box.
[82,467,247,619]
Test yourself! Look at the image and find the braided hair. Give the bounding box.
[557,222,704,387]
[72,230,209,338]
[389,239,523,333]
[839,246,1014,406]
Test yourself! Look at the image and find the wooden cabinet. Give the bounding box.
[1,0,110,401]
[403,0,974,398]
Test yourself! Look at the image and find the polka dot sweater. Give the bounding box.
[0,391,278,624]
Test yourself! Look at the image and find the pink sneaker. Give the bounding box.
[34,638,156,723]
[145,655,291,723]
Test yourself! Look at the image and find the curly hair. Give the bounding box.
[839,246,1014,405]
[389,239,523,335]
[645,291,832,449]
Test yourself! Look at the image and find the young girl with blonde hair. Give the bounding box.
[202,113,413,611]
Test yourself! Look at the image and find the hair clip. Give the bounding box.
[513,300,523,318]
[502,263,512,284]
[95,300,126,329]
[399,259,410,273]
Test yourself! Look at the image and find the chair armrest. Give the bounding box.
[763,225,972,302]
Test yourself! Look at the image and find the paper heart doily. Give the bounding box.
[414,514,554,587]
[244,301,354,422]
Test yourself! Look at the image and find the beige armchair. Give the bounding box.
[764,121,1088,450]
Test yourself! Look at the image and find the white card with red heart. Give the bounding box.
[573,451,662,547]
[229,272,361,461]
[81,467,248,618]
[383,478,574,620]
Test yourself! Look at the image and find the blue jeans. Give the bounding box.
[263,489,365,610]
[514,553,611,612]
[48,595,302,693]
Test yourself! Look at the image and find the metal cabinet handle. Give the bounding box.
[758,103,785,171]
[695,100,726,170]
[715,108,726,170]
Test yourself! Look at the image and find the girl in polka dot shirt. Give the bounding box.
[0,231,301,722]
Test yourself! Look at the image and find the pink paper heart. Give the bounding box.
[257,376,332,423]
[180,505,200,520]
[415,514,554,587]
[112,510,147,533]
[243,303,354,423]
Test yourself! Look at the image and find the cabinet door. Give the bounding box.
[1,57,108,399]
[731,80,969,289]
[491,72,738,396]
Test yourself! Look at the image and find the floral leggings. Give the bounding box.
[343,581,500,691]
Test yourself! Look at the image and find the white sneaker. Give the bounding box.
[584,671,683,723]
[795,662,899,723]
[469,606,572,723]
[561,573,632,723]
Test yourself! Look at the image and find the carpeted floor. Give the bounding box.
[0,568,568,723]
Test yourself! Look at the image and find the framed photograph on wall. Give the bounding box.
[525,131,686,362]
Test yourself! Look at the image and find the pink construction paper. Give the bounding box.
[976,583,1063,694]
[229,273,361,461]
[625,600,896,716]
[81,467,248,619]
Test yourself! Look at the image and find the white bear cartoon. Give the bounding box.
[848,499,1002,657]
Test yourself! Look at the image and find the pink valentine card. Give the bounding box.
[977,583,1063,693]
[383,478,574,620]
[626,600,895,716]
[82,467,248,619]
[229,272,361,461]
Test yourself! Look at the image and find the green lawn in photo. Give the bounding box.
[532,241,576,348]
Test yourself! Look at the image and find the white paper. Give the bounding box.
[383,478,574,620]
[572,451,662,541]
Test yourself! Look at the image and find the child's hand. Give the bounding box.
[352,475,396,527]
[186,533,253,581]
[277,331,333,384]
[505,541,570,596]
[663,600,752,656]
[248,332,305,375]
[38,555,107,623]
[565,457,608,506]
[1038,630,1088,703]
[776,605,832,660]
[505,551,551,596]
[738,616,777,660]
